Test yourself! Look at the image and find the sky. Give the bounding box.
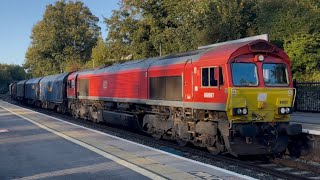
[0,0,119,65]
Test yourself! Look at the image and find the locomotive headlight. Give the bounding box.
[258,55,264,61]
[285,107,291,114]
[242,108,248,115]
[233,108,248,116]
[254,54,265,62]
[237,108,242,115]
[278,107,292,114]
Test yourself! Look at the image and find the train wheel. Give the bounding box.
[145,122,163,140]
[176,139,187,147]
[61,106,66,114]
[151,133,162,140]
[207,146,221,155]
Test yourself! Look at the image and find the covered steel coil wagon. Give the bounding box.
[16,80,27,101]
[25,77,43,105]
[39,72,70,112]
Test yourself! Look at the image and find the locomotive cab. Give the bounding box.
[223,41,302,155]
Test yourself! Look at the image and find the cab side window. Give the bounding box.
[219,67,224,85]
[209,68,217,86]
[202,68,209,86]
[201,67,223,87]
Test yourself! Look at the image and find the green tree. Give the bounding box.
[255,0,320,80]
[104,2,140,60]
[284,33,320,81]
[256,0,320,48]
[104,0,259,60]
[25,0,100,77]
[85,36,115,68]
[103,0,319,81]
[0,64,26,94]
[211,0,258,41]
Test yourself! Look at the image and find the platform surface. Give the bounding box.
[0,101,254,180]
[291,112,320,135]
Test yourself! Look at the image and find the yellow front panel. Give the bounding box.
[226,87,295,123]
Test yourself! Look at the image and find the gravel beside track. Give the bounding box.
[2,96,320,180]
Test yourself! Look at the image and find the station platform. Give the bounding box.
[0,101,254,180]
[291,112,320,135]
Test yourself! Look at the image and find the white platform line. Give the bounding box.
[0,104,165,180]
[302,129,320,135]
[290,122,320,135]
[0,129,9,133]
[291,122,320,126]
[0,101,256,180]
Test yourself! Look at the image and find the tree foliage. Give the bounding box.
[22,0,320,81]
[25,0,100,77]
[102,0,320,81]
[104,0,259,59]
[84,36,115,68]
[284,33,320,80]
[256,0,320,48]
[0,64,27,94]
[256,0,320,80]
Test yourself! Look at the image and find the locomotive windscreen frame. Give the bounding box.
[149,76,182,101]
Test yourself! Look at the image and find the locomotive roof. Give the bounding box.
[72,48,208,76]
[71,37,288,77]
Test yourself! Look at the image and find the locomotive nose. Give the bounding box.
[227,88,295,122]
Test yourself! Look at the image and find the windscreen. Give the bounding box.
[231,63,258,86]
[263,63,288,86]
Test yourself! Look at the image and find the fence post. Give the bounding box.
[293,79,297,112]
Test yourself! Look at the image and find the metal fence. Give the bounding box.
[294,80,320,112]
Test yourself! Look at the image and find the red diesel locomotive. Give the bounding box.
[66,35,301,156]
[12,35,301,156]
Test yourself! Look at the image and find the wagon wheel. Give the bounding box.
[151,133,162,140]
[145,123,162,140]
[60,106,66,114]
[207,146,221,155]
[207,139,223,155]
[176,139,188,147]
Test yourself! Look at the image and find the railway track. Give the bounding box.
[3,99,320,180]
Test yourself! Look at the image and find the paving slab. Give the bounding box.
[291,112,320,135]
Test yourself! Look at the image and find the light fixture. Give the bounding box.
[233,108,249,116]
[258,55,264,61]
[278,107,292,114]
